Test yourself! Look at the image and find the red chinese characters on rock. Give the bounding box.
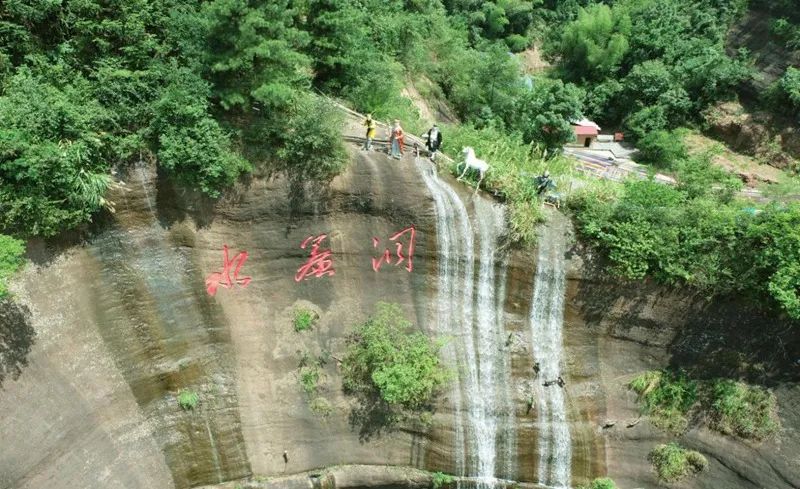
[372,225,416,273]
[295,234,336,282]
[205,245,252,296]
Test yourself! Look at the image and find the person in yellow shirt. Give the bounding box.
[362,114,377,151]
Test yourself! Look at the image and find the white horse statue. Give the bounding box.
[457,147,489,190]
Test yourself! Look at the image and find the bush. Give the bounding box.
[630,370,698,433]
[635,130,687,169]
[431,471,455,489]
[579,478,618,489]
[299,366,321,394]
[309,396,333,417]
[443,123,579,243]
[709,380,779,440]
[342,302,449,413]
[648,443,707,482]
[276,95,349,183]
[0,235,25,297]
[0,68,113,237]
[177,390,199,410]
[293,308,317,332]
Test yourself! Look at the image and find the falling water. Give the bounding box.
[528,219,571,488]
[416,159,514,488]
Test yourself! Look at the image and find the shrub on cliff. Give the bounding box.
[709,379,779,440]
[342,303,449,416]
[648,442,707,482]
[579,478,618,489]
[0,235,24,298]
[630,370,698,433]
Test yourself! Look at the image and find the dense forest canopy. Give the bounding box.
[0,0,798,320]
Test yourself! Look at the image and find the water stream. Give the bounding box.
[416,159,514,488]
[528,219,571,488]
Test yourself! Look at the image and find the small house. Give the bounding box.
[569,118,601,148]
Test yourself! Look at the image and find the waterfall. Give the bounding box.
[416,159,514,487]
[528,219,571,488]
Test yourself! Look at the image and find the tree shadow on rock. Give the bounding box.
[347,391,399,442]
[0,298,35,388]
[668,298,800,385]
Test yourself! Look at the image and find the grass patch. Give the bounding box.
[578,478,618,489]
[177,390,199,411]
[630,370,780,440]
[309,396,334,418]
[299,366,321,394]
[442,123,591,244]
[293,307,317,332]
[709,379,779,440]
[648,442,707,482]
[630,370,698,433]
[431,471,455,489]
[0,235,25,298]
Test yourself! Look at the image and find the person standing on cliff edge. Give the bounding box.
[425,123,442,162]
[362,114,376,151]
[389,120,405,159]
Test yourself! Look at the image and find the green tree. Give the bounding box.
[512,78,583,150]
[304,0,368,89]
[342,302,449,413]
[557,3,630,81]
[635,130,687,169]
[203,0,311,111]
[0,67,112,237]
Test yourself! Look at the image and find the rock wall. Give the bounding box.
[0,116,798,489]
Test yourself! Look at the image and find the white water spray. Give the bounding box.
[528,220,571,488]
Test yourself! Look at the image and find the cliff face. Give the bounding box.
[0,117,798,489]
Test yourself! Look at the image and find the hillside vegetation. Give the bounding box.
[0,0,798,320]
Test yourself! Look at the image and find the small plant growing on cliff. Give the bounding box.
[630,370,697,433]
[648,442,707,482]
[579,478,617,489]
[431,471,455,489]
[177,390,199,410]
[299,366,322,394]
[293,307,317,332]
[0,235,25,298]
[342,302,449,417]
[708,379,779,440]
[309,396,334,418]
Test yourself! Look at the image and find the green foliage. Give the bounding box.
[578,478,618,489]
[342,302,448,413]
[635,130,688,169]
[0,67,112,237]
[443,123,578,243]
[276,95,348,182]
[648,443,707,482]
[630,371,781,440]
[630,370,698,433]
[293,307,317,332]
[309,396,334,417]
[0,235,25,297]
[770,67,800,117]
[202,0,311,111]
[299,366,322,394]
[511,78,584,151]
[431,471,455,489]
[557,3,630,82]
[177,390,199,410]
[547,0,748,135]
[709,380,779,440]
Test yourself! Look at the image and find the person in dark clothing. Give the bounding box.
[534,171,555,195]
[532,361,540,378]
[425,124,443,161]
[557,376,565,388]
